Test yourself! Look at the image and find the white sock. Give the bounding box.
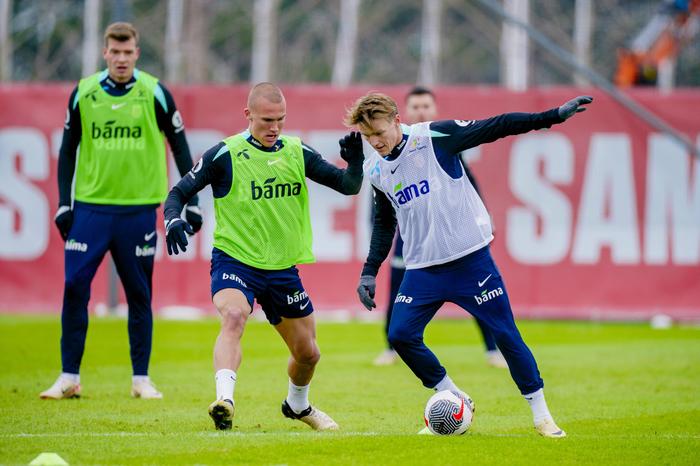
[433,374,460,393]
[524,388,553,424]
[132,375,150,385]
[215,369,236,402]
[61,372,79,384]
[286,380,310,414]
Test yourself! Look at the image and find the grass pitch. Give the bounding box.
[1,315,699,465]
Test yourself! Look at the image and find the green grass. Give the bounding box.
[1,315,699,465]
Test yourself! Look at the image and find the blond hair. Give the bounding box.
[344,92,398,128]
[104,22,139,46]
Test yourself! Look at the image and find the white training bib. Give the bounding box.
[365,122,493,269]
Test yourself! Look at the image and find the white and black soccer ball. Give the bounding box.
[423,390,473,435]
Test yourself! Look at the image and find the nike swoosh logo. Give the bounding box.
[111,103,126,110]
[478,274,492,287]
[268,159,282,165]
[390,165,400,174]
[299,300,310,310]
[144,231,156,241]
[452,399,465,422]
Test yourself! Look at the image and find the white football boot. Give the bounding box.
[131,379,163,399]
[209,399,235,430]
[535,418,567,438]
[281,400,339,431]
[39,375,81,400]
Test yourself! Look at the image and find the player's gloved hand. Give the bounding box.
[165,218,194,255]
[339,131,364,165]
[54,205,73,241]
[558,95,593,120]
[357,275,377,311]
[185,205,203,233]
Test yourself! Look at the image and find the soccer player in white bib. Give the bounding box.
[349,92,592,438]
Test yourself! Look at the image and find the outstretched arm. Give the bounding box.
[303,132,364,195]
[431,95,593,154]
[357,188,397,310]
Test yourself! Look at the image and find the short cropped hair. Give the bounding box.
[104,22,139,46]
[248,82,285,108]
[405,85,435,102]
[344,92,399,128]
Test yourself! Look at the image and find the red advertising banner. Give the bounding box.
[1,84,699,320]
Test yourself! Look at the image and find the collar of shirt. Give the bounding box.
[101,75,136,97]
[246,133,285,152]
[384,134,409,161]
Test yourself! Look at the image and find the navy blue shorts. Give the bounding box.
[210,248,314,325]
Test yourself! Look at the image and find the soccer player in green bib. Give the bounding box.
[163,83,364,431]
[40,23,202,400]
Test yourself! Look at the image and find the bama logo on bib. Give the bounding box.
[388,179,431,206]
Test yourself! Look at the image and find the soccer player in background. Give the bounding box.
[373,86,507,369]
[41,22,202,400]
[349,92,593,437]
[163,83,364,431]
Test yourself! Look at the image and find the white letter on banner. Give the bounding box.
[507,133,573,264]
[644,134,700,265]
[572,134,640,264]
[0,128,50,259]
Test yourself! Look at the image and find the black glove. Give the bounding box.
[339,131,364,165]
[558,95,593,120]
[165,218,194,255]
[54,206,73,241]
[357,275,377,311]
[185,205,203,233]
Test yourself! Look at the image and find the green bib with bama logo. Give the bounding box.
[213,133,314,270]
[74,70,167,205]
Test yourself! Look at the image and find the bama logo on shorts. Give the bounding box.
[286,290,308,305]
[222,273,248,288]
[65,239,88,252]
[394,293,414,304]
[474,287,504,305]
[135,245,155,257]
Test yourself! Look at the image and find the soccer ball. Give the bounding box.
[423,390,473,435]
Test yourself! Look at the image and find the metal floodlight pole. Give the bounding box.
[419,0,443,86]
[165,0,184,83]
[82,0,101,76]
[0,0,12,81]
[251,0,278,84]
[475,0,699,159]
[332,0,360,87]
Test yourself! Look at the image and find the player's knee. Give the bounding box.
[64,275,89,301]
[293,342,320,366]
[388,325,419,348]
[218,305,248,335]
